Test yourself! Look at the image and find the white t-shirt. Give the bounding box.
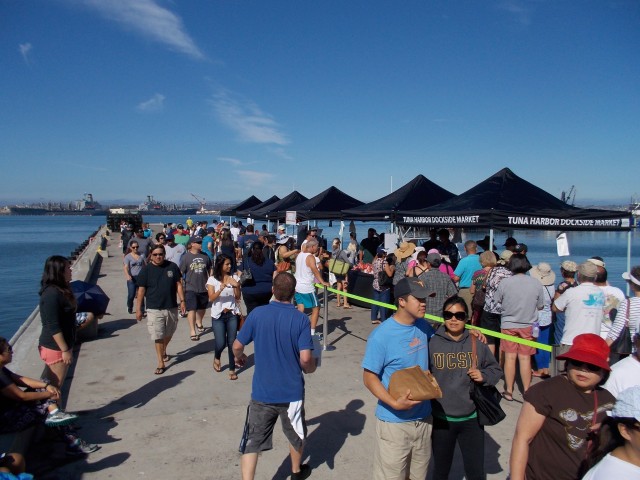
[206,275,240,319]
[165,243,186,266]
[295,252,316,294]
[554,283,605,345]
[599,285,626,339]
[582,452,640,479]
[230,227,240,242]
[603,355,640,398]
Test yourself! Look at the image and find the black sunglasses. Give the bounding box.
[443,311,467,321]
[567,359,602,372]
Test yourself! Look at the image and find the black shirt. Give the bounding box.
[137,261,182,309]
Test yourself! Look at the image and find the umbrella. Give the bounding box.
[71,280,110,315]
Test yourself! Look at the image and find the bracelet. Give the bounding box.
[180,300,185,303]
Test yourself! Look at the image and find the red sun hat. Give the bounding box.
[556,333,611,371]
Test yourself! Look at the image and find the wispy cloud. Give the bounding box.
[496,0,533,26]
[19,43,32,65]
[218,157,243,167]
[210,89,290,146]
[80,0,205,60]
[237,170,275,188]
[136,93,165,113]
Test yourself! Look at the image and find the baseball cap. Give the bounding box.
[514,243,528,253]
[165,233,175,241]
[394,277,434,300]
[190,235,203,244]
[556,333,611,371]
[578,261,598,279]
[503,237,518,247]
[608,386,640,421]
[426,252,441,264]
[276,235,290,245]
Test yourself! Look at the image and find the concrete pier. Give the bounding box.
[13,230,523,479]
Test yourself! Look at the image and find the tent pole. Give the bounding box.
[489,228,494,253]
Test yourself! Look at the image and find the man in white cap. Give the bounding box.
[553,261,605,350]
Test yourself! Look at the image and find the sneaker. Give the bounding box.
[67,438,100,455]
[291,464,311,480]
[127,308,133,314]
[45,410,79,426]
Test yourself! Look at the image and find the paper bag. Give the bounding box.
[388,366,442,401]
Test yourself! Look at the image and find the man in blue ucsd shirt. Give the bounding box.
[233,272,317,480]
[362,277,436,480]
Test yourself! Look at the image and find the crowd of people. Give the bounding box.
[3,219,639,479]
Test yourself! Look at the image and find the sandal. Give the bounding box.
[343,305,352,309]
[154,367,165,375]
[229,371,238,381]
[190,334,200,341]
[213,358,221,373]
[196,324,205,332]
[502,391,514,402]
[371,320,381,325]
[162,355,171,362]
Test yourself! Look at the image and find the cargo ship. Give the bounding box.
[0,193,108,216]
[138,195,198,216]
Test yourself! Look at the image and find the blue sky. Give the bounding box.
[2,0,639,206]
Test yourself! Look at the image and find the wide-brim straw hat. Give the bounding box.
[530,262,556,286]
[394,242,416,261]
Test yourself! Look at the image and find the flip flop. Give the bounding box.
[190,334,200,341]
[213,359,221,373]
[229,371,238,380]
[343,305,353,309]
[162,355,171,362]
[154,367,165,375]
[502,391,514,402]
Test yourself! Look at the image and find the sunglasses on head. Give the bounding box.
[567,359,602,372]
[443,311,467,321]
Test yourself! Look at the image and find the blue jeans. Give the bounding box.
[212,312,239,371]
[554,312,565,345]
[534,324,551,369]
[371,289,391,321]
[126,276,144,312]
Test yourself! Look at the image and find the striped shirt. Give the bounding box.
[608,297,640,352]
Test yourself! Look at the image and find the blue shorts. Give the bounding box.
[294,292,319,309]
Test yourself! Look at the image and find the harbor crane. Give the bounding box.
[191,193,206,214]
[561,185,576,206]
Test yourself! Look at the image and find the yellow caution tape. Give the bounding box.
[316,283,553,352]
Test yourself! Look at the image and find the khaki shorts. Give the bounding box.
[373,416,433,480]
[146,308,179,341]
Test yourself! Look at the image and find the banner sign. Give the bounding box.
[285,211,297,226]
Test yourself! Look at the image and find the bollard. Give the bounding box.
[322,285,336,352]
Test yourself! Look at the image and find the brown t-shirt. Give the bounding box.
[524,375,615,480]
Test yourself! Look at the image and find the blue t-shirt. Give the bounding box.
[201,234,215,260]
[362,317,434,422]
[236,301,312,403]
[242,257,276,295]
[454,254,481,288]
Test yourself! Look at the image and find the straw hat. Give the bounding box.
[530,262,556,286]
[394,242,416,261]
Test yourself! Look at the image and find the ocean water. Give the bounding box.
[1,215,638,340]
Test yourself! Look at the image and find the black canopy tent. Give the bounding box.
[397,168,631,232]
[342,174,456,221]
[284,186,364,221]
[250,191,309,220]
[236,195,280,217]
[219,195,262,217]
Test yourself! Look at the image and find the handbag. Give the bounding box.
[239,268,253,286]
[470,336,506,426]
[609,300,632,365]
[388,365,443,401]
[276,260,291,272]
[328,257,350,275]
[378,265,393,287]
